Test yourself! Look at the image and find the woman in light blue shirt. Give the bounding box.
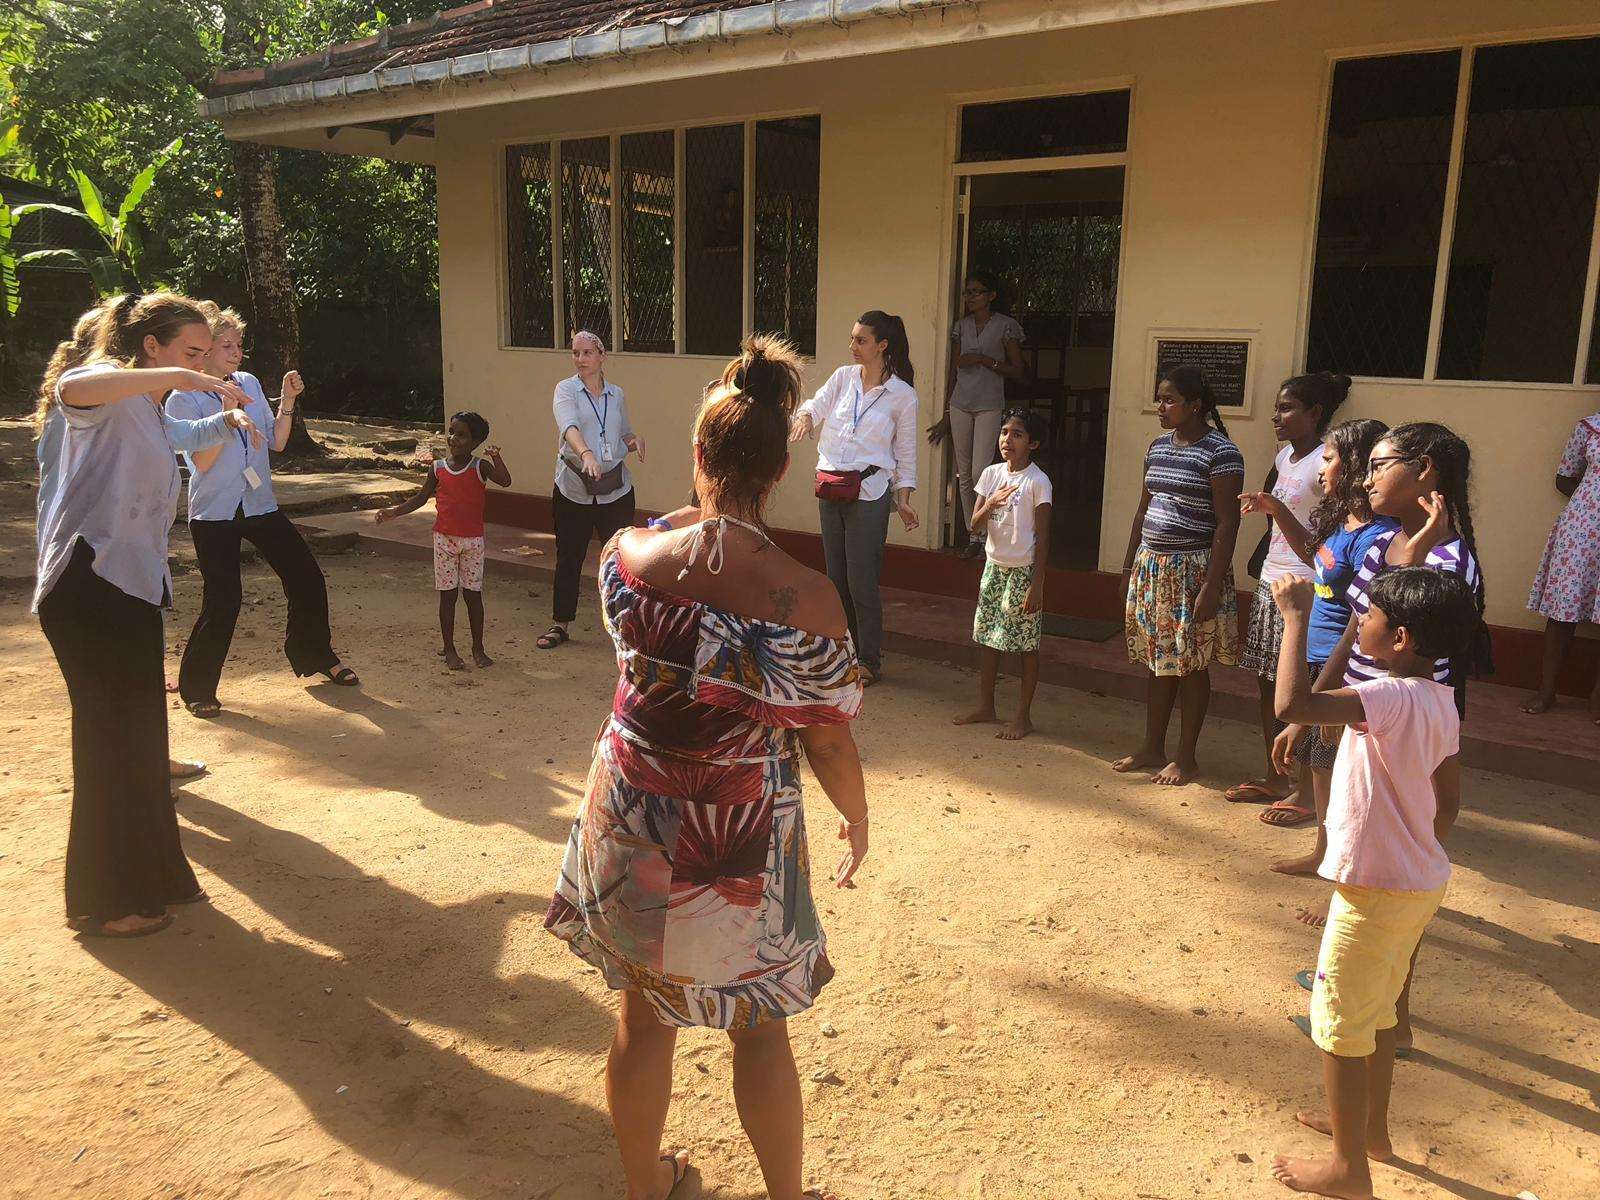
[540,330,645,650]
[165,304,355,717]
[36,292,261,939]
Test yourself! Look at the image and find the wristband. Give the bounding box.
[647,518,673,532]
[845,812,869,829]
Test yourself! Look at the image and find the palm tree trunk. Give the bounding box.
[229,138,320,457]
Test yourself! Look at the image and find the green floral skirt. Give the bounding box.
[1125,546,1239,677]
[973,562,1041,653]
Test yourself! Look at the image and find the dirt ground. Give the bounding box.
[1,538,1598,1198]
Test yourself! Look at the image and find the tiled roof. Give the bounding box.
[207,1,756,97]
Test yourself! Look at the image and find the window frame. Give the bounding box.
[498,108,822,360]
[1301,29,1600,389]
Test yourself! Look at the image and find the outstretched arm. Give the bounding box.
[375,469,437,522]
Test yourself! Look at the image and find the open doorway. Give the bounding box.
[950,165,1123,569]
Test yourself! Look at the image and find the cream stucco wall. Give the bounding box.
[432,0,1600,631]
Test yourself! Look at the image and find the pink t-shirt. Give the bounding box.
[1320,675,1458,892]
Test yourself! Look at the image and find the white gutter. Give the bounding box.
[200,0,977,120]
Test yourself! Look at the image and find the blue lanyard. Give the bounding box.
[204,390,250,453]
[852,378,888,426]
[583,383,609,438]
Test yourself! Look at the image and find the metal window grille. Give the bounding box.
[754,116,821,356]
[685,124,745,357]
[1437,36,1600,383]
[958,91,1129,163]
[560,137,614,347]
[506,143,554,347]
[1306,50,1461,379]
[620,132,676,353]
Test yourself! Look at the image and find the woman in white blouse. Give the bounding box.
[790,311,921,685]
[928,270,1025,556]
[541,330,644,650]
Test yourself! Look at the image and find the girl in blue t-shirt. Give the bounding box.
[1253,419,1395,867]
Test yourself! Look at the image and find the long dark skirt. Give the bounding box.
[39,540,199,921]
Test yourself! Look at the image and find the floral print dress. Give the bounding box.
[1528,415,1600,625]
[545,549,863,1029]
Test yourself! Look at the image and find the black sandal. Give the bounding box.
[72,913,174,939]
[320,666,360,687]
[660,1152,690,1197]
[186,700,223,719]
[537,625,570,650]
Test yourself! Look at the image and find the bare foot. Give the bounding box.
[997,717,1034,741]
[1271,850,1323,877]
[1111,748,1164,773]
[444,648,466,671]
[473,647,494,668]
[651,1149,689,1200]
[1151,759,1197,786]
[1295,905,1327,929]
[954,707,998,726]
[1521,692,1555,715]
[1270,1152,1373,1198]
[1293,1112,1394,1161]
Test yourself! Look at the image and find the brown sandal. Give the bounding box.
[1260,800,1316,827]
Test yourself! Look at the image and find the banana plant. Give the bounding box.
[0,195,19,317]
[13,136,182,296]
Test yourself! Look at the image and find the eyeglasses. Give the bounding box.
[1365,455,1418,477]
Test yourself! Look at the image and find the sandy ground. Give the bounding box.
[1,545,1598,1200]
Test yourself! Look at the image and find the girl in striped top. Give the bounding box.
[1317,423,1486,719]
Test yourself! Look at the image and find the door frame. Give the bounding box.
[937,151,1133,555]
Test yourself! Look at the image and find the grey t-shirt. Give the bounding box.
[949,312,1025,413]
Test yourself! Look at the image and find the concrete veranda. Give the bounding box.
[1,547,1596,1199]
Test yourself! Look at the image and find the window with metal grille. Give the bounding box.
[506,143,554,347]
[754,116,821,356]
[561,136,614,348]
[1305,50,1460,379]
[958,91,1129,163]
[685,124,745,357]
[1437,37,1600,383]
[621,132,675,354]
[1307,37,1600,384]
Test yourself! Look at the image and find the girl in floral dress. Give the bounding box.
[1524,409,1600,722]
[546,335,866,1200]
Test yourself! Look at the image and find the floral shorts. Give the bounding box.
[973,562,1041,653]
[433,532,485,592]
[1125,546,1239,677]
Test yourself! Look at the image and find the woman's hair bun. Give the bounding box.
[721,333,803,415]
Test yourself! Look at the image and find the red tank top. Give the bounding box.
[433,459,487,537]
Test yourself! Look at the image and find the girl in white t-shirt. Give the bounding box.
[954,409,1053,740]
[1227,372,1351,808]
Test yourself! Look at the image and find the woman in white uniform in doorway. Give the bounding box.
[928,269,1025,556]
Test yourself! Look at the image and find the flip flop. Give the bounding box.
[1260,801,1316,827]
[168,760,208,782]
[660,1152,689,1197]
[1296,968,1316,993]
[186,699,223,719]
[1225,781,1288,803]
[73,913,174,939]
[537,625,570,650]
[321,666,360,687]
[1291,1012,1411,1058]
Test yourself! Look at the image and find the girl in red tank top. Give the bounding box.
[376,411,512,669]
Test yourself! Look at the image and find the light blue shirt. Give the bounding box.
[166,371,279,520]
[552,375,634,505]
[34,362,234,611]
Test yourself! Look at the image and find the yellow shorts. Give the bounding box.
[1310,882,1446,1058]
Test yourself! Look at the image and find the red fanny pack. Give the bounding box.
[814,465,879,502]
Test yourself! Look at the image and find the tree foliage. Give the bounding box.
[1,0,442,413]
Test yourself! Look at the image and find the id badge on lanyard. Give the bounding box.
[844,379,886,443]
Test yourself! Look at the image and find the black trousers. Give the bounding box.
[179,507,337,705]
[552,487,636,622]
[39,540,199,921]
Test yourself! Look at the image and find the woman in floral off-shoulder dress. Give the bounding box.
[1523,410,1600,722]
[546,335,867,1200]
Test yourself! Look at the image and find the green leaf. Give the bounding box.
[11,201,100,226]
[0,199,18,318]
[87,253,123,297]
[17,247,87,268]
[70,168,113,238]
[115,135,182,245]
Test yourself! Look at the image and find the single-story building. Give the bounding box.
[203,0,1600,693]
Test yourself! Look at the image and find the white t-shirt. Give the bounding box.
[976,460,1053,567]
[1259,442,1323,583]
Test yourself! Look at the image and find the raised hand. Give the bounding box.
[280,370,304,404]
[1239,491,1278,517]
[1417,490,1454,543]
[1271,575,1315,618]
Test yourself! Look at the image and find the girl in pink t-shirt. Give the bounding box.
[1265,568,1478,1200]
